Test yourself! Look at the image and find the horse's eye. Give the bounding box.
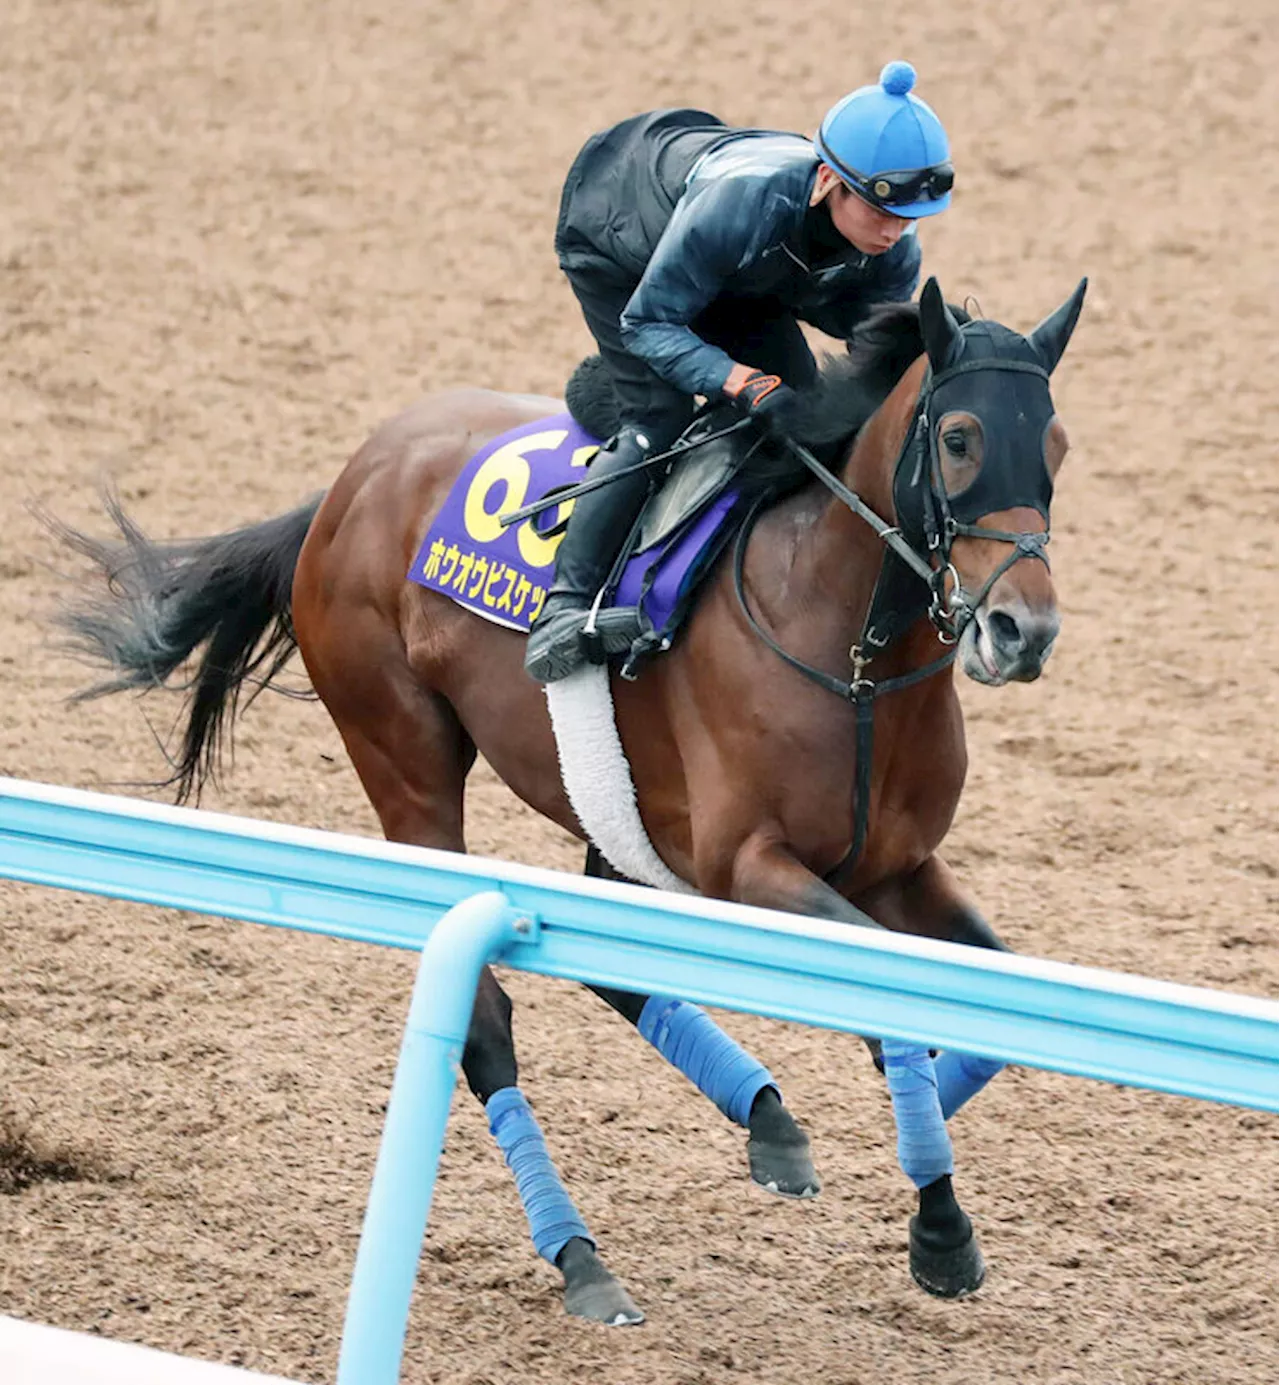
[942,429,968,457]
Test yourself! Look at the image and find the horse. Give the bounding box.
[46,275,1086,1325]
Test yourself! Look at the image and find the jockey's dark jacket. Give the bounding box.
[555,108,922,400]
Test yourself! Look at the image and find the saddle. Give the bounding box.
[563,353,767,675]
[604,410,756,676]
[406,358,775,676]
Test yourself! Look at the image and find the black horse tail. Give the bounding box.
[42,492,323,803]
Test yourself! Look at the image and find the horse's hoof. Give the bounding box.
[749,1135,821,1199]
[558,1239,645,1325]
[747,1090,820,1198]
[564,1276,645,1326]
[908,1222,986,1299]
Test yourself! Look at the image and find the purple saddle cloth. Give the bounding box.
[408,410,743,654]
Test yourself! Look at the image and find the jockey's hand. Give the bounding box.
[723,364,798,440]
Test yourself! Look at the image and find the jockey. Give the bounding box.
[525,61,953,684]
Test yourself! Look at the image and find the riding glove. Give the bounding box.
[723,364,798,439]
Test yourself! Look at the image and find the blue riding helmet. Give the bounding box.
[814,61,952,219]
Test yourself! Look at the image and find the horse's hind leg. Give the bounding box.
[459,967,643,1326]
[303,643,641,1323]
[582,846,820,1199]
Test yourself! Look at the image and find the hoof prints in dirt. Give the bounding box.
[0,1118,113,1196]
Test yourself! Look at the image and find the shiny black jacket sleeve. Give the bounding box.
[619,183,922,395]
[617,172,785,399]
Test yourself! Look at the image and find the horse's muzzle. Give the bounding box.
[962,601,1060,685]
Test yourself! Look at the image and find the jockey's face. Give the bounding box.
[812,164,913,257]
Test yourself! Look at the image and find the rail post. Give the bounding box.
[336,890,530,1385]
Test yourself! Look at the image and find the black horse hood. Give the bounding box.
[893,318,1057,548]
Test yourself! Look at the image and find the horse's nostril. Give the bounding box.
[986,610,1024,652]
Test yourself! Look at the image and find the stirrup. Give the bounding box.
[524,601,591,684]
[579,604,643,665]
[524,604,643,684]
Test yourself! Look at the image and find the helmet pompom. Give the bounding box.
[879,61,916,96]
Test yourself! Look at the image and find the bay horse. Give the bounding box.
[47,277,1085,1325]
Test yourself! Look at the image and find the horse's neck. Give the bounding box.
[840,354,926,525]
[800,358,926,649]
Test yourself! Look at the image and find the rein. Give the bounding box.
[733,353,1054,884]
[499,417,754,529]
[732,489,956,881]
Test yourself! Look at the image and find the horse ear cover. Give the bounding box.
[918,276,964,373]
[1026,277,1088,374]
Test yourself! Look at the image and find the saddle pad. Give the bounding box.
[408,411,743,642]
[408,414,600,631]
[614,486,739,638]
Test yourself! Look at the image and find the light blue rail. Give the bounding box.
[1,777,1276,1383]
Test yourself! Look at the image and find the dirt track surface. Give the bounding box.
[0,2,1276,1382]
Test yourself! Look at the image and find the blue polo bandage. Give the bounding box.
[881,1039,954,1189]
[935,1051,1005,1120]
[638,997,776,1128]
[486,1087,593,1264]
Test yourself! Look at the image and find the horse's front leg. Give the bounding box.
[858,854,1010,1120]
[582,847,819,1198]
[720,838,985,1299]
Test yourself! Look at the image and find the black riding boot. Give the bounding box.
[524,426,654,683]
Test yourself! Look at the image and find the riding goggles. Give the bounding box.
[842,161,954,211]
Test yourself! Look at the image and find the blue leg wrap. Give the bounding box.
[881,1039,954,1189]
[638,996,776,1128]
[486,1087,593,1265]
[935,1051,1005,1120]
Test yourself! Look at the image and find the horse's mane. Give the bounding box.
[750,297,973,483]
[564,298,971,485]
[795,300,960,448]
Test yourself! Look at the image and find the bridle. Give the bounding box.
[735,351,1055,674]
[911,356,1053,645]
[732,348,1057,882]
